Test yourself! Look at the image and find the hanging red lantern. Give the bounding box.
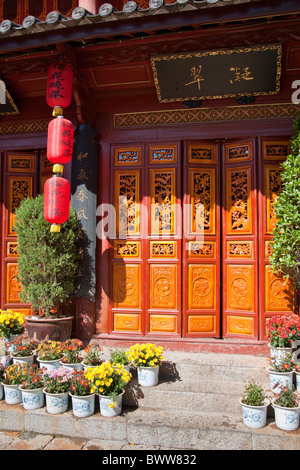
[47,116,74,165]
[44,175,70,232]
[46,63,73,116]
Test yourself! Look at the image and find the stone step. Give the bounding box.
[0,401,299,450]
[123,376,271,415]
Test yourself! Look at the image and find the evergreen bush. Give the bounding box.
[14,194,79,316]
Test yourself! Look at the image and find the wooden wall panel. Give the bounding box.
[223,139,258,339]
[258,137,293,340]
[182,141,220,338]
[1,151,38,314]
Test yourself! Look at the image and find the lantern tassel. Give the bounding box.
[50,224,61,233]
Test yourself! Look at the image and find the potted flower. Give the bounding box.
[0,337,10,368]
[36,340,64,372]
[272,386,300,431]
[266,313,300,364]
[110,348,130,372]
[60,339,85,371]
[268,353,294,393]
[0,309,25,352]
[19,365,44,410]
[239,382,270,429]
[69,370,95,418]
[126,343,164,386]
[1,362,29,404]
[0,358,7,400]
[11,337,36,366]
[43,366,73,414]
[85,361,131,417]
[82,345,104,370]
[14,195,79,342]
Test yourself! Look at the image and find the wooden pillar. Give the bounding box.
[71,123,98,339]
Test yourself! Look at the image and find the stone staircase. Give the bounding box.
[0,348,300,450]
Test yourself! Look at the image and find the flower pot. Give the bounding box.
[269,346,293,366]
[12,354,34,367]
[239,398,270,429]
[2,382,22,404]
[0,355,11,368]
[37,358,62,372]
[268,368,294,394]
[82,361,102,371]
[272,399,300,431]
[60,361,83,372]
[137,366,159,386]
[99,393,123,417]
[4,335,18,353]
[44,389,69,414]
[19,386,44,410]
[70,393,95,418]
[25,315,74,342]
[0,383,3,400]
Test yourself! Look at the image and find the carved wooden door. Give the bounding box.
[110,138,293,340]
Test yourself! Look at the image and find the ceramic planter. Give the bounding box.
[37,358,62,372]
[137,366,159,386]
[19,386,44,410]
[0,383,3,400]
[82,361,102,371]
[268,368,294,394]
[4,335,19,353]
[272,399,300,431]
[60,361,83,372]
[12,354,34,367]
[2,382,22,404]
[239,398,270,429]
[25,315,74,342]
[70,393,95,418]
[269,346,293,366]
[44,389,69,414]
[99,393,123,417]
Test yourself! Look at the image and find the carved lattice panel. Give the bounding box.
[227,265,254,311]
[226,167,251,235]
[265,165,282,234]
[149,144,177,164]
[150,169,176,235]
[6,263,22,303]
[225,141,252,163]
[190,169,215,235]
[265,268,293,312]
[115,171,140,235]
[8,176,33,235]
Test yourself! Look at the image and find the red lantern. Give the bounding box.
[44,175,70,232]
[47,116,74,165]
[46,63,73,116]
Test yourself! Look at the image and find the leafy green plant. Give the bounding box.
[274,386,299,408]
[270,113,300,293]
[110,348,129,366]
[241,382,266,406]
[14,194,79,317]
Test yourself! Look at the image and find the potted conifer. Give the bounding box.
[14,194,80,342]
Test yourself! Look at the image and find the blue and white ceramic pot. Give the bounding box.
[98,393,123,417]
[44,389,69,414]
[137,366,159,386]
[272,399,300,431]
[239,398,270,429]
[2,382,22,404]
[70,392,95,418]
[19,386,44,410]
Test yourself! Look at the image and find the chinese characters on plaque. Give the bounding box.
[71,125,98,301]
[151,44,281,103]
